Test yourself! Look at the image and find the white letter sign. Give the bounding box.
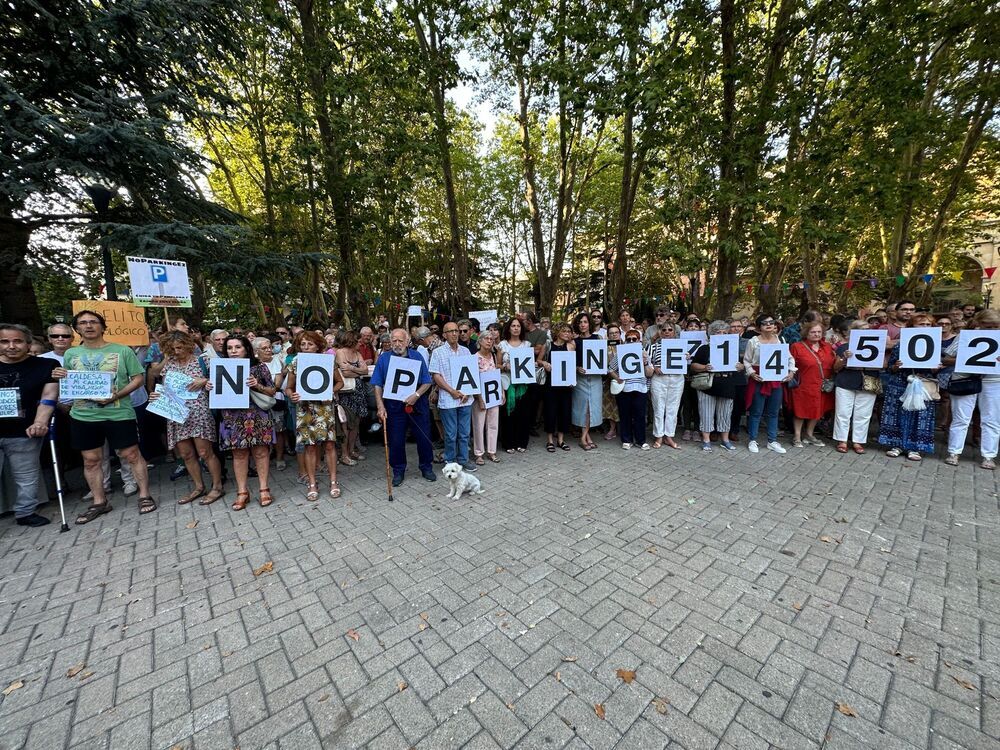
[680,331,707,357]
[549,351,577,386]
[955,330,1000,376]
[616,343,644,379]
[209,358,249,409]
[581,339,607,374]
[847,329,887,369]
[509,348,536,385]
[758,343,790,382]
[450,355,481,395]
[383,356,422,401]
[480,370,504,409]
[898,327,941,369]
[296,353,335,401]
[658,340,688,374]
[709,334,739,372]
[61,371,114,401]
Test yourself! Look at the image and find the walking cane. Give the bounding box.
[48,416,70,532]
[381,412,393,502]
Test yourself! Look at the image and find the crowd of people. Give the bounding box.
[0,299,995,528]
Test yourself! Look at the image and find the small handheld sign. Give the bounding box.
[383,356,423,401]
[898,328,942,369]
[450,355,481,396]
[846,329,888,369]
[955,330,1000,376]
[581,339,608,374]
[296,353,335,401]
[680,331,707,357]
[147,384,190,424]
[709,334,739,372]
[616,343,644,379]
[0,388,21,418]
[480,370,504,408]
[658,340,688,374]
[209,358,250,409]
[164,370,199,400]
[61,371,114,401]
[509,348,536,385]
[549,351,577,386]
[758,343,790,382]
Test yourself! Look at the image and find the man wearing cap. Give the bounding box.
[372,328,436,486]
[0,323,59,526]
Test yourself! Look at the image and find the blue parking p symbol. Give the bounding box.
[151,265,169,283]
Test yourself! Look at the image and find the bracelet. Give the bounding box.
[40,398,57,406]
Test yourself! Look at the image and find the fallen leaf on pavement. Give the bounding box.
[952,676,975,691]
[79,671,94,680]
[419,612,429,620]
[66,663,86,678]
[253,561,273,576]
[317,693,330,702]
[397,681,408,692]
[2,680,23,696]
[594,703,606,720]
[186,520,198,529]
[616,668,636,684]
[561,656,577,663]
[835,702,857,717]
[820,536,834,543]
[555,671,561,682]
[346,628,360,642]
[418,622,428,631]
[792,603,803,611]
[653,697,669,714]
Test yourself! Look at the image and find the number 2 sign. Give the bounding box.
[955,330,1000,375]
[846,329,887,369]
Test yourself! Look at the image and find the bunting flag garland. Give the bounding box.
[715,268,988,298]
[869,278,878,288]
[845,280,854,290]
[986,267,997,279]
[921,274,933,284]
[895,274,906,287]
[762,283,770,292]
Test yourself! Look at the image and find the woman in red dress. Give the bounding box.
[788,322,836,447]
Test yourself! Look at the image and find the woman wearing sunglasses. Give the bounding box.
[743,313,796,454]
[608,329,654,449]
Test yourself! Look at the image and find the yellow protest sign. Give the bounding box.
[71,301,149,347]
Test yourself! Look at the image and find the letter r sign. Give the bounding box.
[151,265,169,283]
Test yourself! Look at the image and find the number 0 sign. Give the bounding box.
[846,329,887,369]
[955,330,1000,375]
[898,328,941,369]
[758,343,790,382]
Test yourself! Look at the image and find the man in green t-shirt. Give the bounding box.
[53,310,156,523]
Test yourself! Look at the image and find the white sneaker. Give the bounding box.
[767,441,787,454]
[622,443,632,450]
[123,482,139,496]
[640,443,651,451]
[748,440,759,454]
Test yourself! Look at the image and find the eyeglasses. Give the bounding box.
[459,328,469,333]
[898,307,915,312]
[656,312,667,317]
[760,320,776,325]
[49,334,72,339]
[625,337,640,343]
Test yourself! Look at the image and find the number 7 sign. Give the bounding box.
[847,329,887,369]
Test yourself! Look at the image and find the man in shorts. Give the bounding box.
[53,310,155,523]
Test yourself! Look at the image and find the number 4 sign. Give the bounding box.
[847,329,887,369]
[758,343,790,382]
[955,330,1000,375]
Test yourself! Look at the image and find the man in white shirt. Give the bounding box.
[202,329,228,360]
[429,322,476,472]
[413,326,432,366]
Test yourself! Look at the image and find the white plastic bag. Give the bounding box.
[900,374,931,412]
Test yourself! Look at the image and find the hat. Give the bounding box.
[415,326,431,339]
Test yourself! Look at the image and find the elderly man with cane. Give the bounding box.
[372,328,437,488]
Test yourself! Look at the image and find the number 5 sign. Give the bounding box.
[846,329,887,369]
[955,330,1000,375]
[758,343,790,382]
[898,328,941,369]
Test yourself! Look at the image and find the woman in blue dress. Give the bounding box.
[572,312,603,450]
[878,312,938,461]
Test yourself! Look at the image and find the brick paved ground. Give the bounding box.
[1,436,998,749]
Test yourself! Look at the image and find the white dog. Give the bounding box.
[442,462,485,499]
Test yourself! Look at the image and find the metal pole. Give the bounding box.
[102,243,117,301]
[48,417,70,532]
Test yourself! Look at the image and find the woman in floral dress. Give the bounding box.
[284,330,344,501]
[219,335,277,510]
[148,331,225,505]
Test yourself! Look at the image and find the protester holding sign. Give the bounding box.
[690,321,744,452]
[945,310,999,470]
[788,322,837,448]
[541,323,575,452]
[219,335,277,509]
[54,310,155,522]
[146,331,225,505]
[472,331,502,464]
[647,323,686,449]
[743,313,795,454]
[284,331,342,501]
[372,328,436,487]
[0,323,58,526]
[602,324,622,441]
[430,322,477,471]
[831,321,877,454]
[572,313,603,450]
[609,330,654,450]
[498,317,534,454]
[878,313,938,461]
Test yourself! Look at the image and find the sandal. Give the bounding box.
[506,449,516,454]
[651,440,662,449]
[138,496,157,514]
[546,443,556,453]
[665,439,680,450]
[475,456,485,465]
[906,451,922,462]
[200,488,226,505]
[516,447,527,453]
[852,444,865,454]
[75,503,112,525]
[886,448,902,458]
[178,487,206,505]
[558,442,571,451]
[259,488,274,507]
[339,456,357,467]
[836,443,848,454]
[944,454,959,466]
[330,481,341,499]
[981,458,996,471]
[487,454,501,463]
[306,484,319,502]
[232,491,250,511]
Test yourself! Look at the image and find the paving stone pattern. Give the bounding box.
[0,441,998,749]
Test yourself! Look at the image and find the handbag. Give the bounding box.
[946,375,982,396]
[250,389,277,410]
[862,374,883,395]
[803,344,834,392]
[918,377,940,401]
[339,375,356,393]
[691,372,714,391]
[610,378,625,395]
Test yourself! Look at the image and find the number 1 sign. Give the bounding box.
[955,330,1000,375]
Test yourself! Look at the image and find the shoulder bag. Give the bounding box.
[946,375,982,396]
[803,344,834,393]
[691,372,714,391]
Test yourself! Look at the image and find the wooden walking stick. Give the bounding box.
[381,412,393,502]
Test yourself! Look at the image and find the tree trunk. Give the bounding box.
[713,0,739,319]
[514,73,549,315]
[0,218,42,331]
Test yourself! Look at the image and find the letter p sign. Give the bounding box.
[151,265,169,283]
